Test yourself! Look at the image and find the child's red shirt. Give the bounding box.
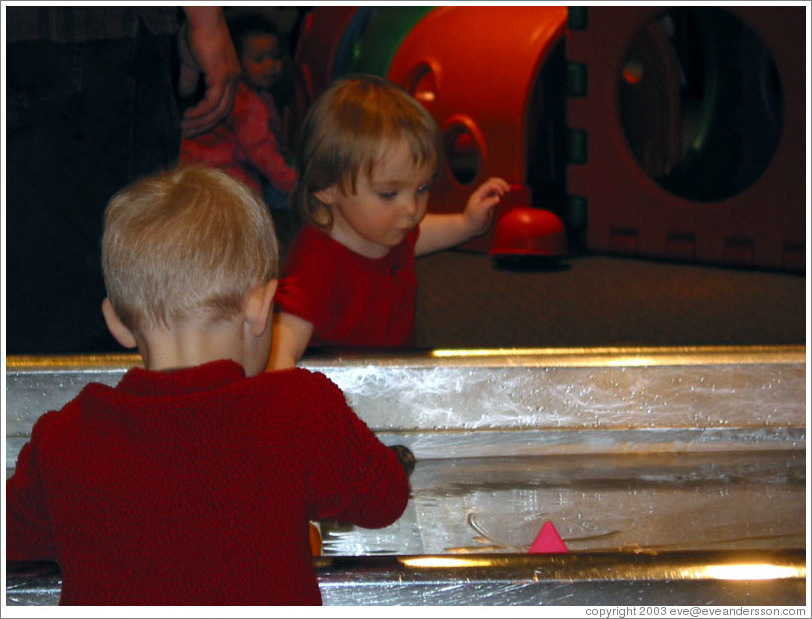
[274,224,419,349]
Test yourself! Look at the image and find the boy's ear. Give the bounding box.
[101,298,138,349]
[245,279,278,337]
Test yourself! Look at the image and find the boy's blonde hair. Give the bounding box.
[293,74,444,228]
[102,166,279,332]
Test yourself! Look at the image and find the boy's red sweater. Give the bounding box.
[6,361,410,605]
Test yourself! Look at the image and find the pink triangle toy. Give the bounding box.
[529,521,569,554]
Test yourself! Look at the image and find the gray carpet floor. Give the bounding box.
[414,249,806,350]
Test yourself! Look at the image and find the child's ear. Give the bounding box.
[101,298,138,349]
[245,279,278,337]
[313,185,338,206]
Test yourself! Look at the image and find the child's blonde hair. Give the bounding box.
[102,166,279,332]
[293,74,443,228]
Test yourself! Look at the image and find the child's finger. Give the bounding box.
[487,178,512,195]
[483,178,510,198]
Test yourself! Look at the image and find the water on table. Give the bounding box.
[319,450,806,556]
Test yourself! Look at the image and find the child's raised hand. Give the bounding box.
[463,177,512,236]
[416,177,512,257]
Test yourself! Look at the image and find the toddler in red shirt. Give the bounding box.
[5,166,411,605]
[269,75,511,369]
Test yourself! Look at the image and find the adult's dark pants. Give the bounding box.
[6,28,181,354]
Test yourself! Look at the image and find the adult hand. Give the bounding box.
[178,7,241,138]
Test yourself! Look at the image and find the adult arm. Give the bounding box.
[178,6,241,138]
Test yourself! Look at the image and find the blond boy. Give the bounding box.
[6,166,410,605]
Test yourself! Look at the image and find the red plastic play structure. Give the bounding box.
[567,6,805,271]
[287,6,805,271]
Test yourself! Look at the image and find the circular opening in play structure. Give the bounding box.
[618,7,783,202]
[446,125,481,185]
[410,63,437,105]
